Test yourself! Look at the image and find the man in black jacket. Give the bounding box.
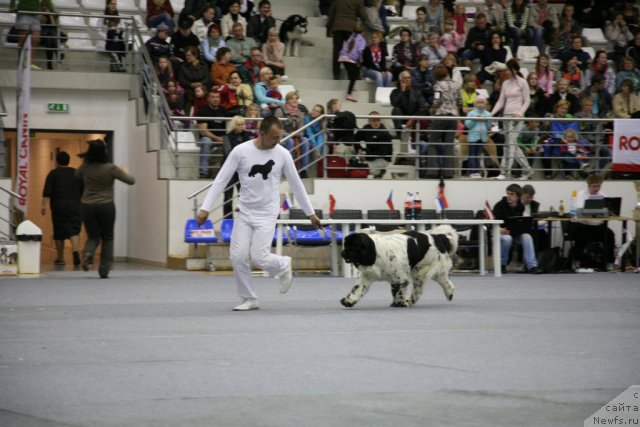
[354,111,393,178]
[390,70,428,137]
[493,184,541,273]
[247,0,275,45]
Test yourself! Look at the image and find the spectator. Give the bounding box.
[221,0,247,39]
[180,0,217,22]
[254,67,284,115]
[338,24,366,102]
[192,5,218,41]
[613,79,640,117]
[247,0,275,46]
[103,0,127,73]
[274,91,312,177]
[411,54,436,104]
[560,35,591,70]
[41,151,83,266]
[325,98,342,145]
[505,0,529,54]
[304,104,326,156]
[558,4,580,36]
[220,115,251,217]
[10,0,55,69]
[548,78,581,115]
[171,18,201,63]
[262,27,286,76]
[581,50,616,96]
[227,0,254,20]
[626,32,640,66]
[527,0,559,53]
[425,0,445,35]
[616,56,640,94]
[491,59,534,180]
[542,99,579,178]
[517,119,542,168]
[354,111,393,178]
[558,127,590,177]
[580,73,612,118]
[191,85,207,115]
[440,18,463,55]
[327,0,366,80]
[535,53,556,97]
[244,103,260,138]
[477,31,508,83]
[390,70,428,137]
[155,56,176,87]
[551,17,576,60]
[408,6,430,46]
[197,90,229,178]
[619,0,640,34]
[442,53,464,86]
[464,96,492,178]
[39,6,65,71]
[574,96,610,173]
[606,13,634,64]
[167,91,189,128]
[478,0,506,34]
[421,32,447,68]
[460,72,478,114]
[264,76,282,106]
[163,78,185,104]
[218,70,252,114]
[361,0,385,44]
[210,47,236,86]
[560,54,583,95]
[178,46,211,111]
[227,22,257,65]
[240,47,266,85]
[146,0,175,30]
[77,139,135,279]
[492,183,540,273]
[526,72,547,117]
[145,23,172,64]
[572,174,615,270]
[391,28,420,80]
[201,23,226,64]
[427,64,460,179]
[461,13,492,71]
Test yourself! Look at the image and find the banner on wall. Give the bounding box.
[14,35,31,215]
[612,119,640,173]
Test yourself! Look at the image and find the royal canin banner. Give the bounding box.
[612,119,640,173]
[14,35,31,214]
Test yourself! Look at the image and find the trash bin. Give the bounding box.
[16,220,42,274]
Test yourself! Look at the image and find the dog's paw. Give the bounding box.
[447,292,454,301]
[340,297,355,308]
[390,301,409,307]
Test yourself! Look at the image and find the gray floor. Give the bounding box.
[1,265,639,427]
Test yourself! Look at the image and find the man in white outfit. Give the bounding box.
[197,116,322,311]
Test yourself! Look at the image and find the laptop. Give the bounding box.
[504,216,534,236]
[604,197,622,216]
[583,198,606,210]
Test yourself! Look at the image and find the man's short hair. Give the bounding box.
[433,65,448,80]
[586,174,604,185]
[56,151,70,166]
[258,0,271,7]
[506,183,522,197]
[260,115,282,133]
[522,184,535,197]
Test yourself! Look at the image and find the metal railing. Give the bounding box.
[0,186,19,240]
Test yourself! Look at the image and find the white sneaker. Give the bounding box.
[470,173,482,179]
[495,174,507,180]
[278,256,293,294]
[517,170,534,180]
[233,299,260,311]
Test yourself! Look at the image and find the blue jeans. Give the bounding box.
[149,13,174,30]
[467,139,484,174]
[501,232,538,269]
[199,136,219,176]
[362,67,392,88]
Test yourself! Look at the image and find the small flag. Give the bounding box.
[484,199,494,220]
[329,194,336,216]
[437,178,448,210]
[435,198,445,213]
[281,195,291,211]
[386,190,395,211]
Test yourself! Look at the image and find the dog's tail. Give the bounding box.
[430,225,459,256]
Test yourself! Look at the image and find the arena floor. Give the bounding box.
[1,264,639,427]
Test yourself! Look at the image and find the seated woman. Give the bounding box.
[558,128,590,178]
[542,99,580,178]
[262,27,286,77]
[217,70,253,115]
[274,91,311,177]
[201,23,225,65]
[178,46,211,112]
[560,54,583,95]
[477,32,507,84]
[209,47,237,87]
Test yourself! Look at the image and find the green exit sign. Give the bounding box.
[47,103,70,113]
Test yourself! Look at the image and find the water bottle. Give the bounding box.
[414,192,422,219]
[404,192,414,220]
[559,200,565,217]
[570,190,578,217]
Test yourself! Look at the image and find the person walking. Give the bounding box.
[10,0,55,69]
[196,116,322,311]
[76,139,135,279]
[327,0,365,81]
[41,151,83,266]
[491,59,534,180]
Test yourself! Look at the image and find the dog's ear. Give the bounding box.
[345,233,376,266]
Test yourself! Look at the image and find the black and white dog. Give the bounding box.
[278,14,308,57]
[340,225,459,308]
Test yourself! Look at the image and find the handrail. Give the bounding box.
[0,186,19,198]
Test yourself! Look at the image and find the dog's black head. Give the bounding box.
[342,233,377,267]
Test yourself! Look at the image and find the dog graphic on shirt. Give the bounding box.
[248,160,275,180]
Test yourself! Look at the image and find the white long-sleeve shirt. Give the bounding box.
[200,140,314,219]
[491,75,530,117]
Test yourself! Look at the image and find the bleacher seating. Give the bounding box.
[517,45,540,65]
[375,87,394,106]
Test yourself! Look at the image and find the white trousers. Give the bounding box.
[500,118,531,176]
[229,212,289,300]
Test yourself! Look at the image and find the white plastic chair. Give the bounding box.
[516,45,540,64]
[375,87,394,106]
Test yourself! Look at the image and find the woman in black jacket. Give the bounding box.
[361,31,392,88]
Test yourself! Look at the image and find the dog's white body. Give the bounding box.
[341,225,459,308]
[279,15,308,57]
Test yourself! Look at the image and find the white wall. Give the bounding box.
[168,178,638,258]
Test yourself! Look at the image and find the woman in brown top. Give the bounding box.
[77,139,135,278]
